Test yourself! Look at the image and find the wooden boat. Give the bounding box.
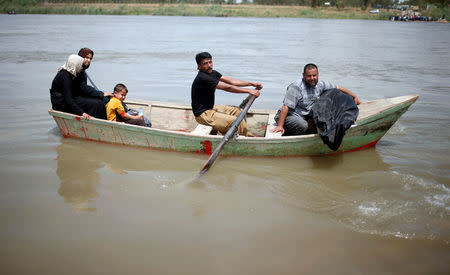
[48,94,419,157]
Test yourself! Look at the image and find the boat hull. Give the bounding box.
[49,94,418,157]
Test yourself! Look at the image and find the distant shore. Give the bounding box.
[3,3,393,20]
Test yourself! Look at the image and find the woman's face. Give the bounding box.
[83,53,92,69]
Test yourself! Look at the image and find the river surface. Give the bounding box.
[0,14,449,273]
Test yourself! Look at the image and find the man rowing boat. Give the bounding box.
[191,52,262,137]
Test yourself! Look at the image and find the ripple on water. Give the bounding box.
[358,202,381,216]
[385,122,407,136]
[265,169,449,244]
[346,171,449,243]
[264,172,350,214]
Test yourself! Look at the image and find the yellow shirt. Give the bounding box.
[106,97,125,121]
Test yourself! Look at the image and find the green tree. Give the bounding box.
[336,0,345,8]
[311,0,321,7]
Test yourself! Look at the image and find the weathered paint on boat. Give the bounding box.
[48,94,419,157]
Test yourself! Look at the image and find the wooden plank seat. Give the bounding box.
[191,124,213,135]
[265,114,282,138]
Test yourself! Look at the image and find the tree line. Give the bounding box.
[1,0,448,10]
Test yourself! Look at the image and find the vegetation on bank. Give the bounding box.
[1,0,448,20]
[0,3,390,19]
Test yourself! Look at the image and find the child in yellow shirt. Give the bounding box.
[106,83,150,127]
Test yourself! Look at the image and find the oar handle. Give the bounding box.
[86,72,99,91]
[198,95,257,177]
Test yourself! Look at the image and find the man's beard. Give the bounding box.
[83,63,90,70]
[303,78,317,88]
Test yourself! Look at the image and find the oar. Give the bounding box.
[86,72,99,91]
[198,94,257,177]
[238,94,252,108]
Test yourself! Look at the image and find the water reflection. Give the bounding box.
[54,136,203,212]
[55,139,103,212]
[309,148,391,171]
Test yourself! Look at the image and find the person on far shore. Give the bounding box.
[271,63,360,136]
[106,83,151,127]
[73,47,113,119]
[191,52,262,137]
[50,54,93,119]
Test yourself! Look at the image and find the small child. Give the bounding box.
[106,83,151,127]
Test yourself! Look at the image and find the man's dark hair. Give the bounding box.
[195,52,212,65]
[303,63,318,73]
[114,83,128,93]
[78,48,94,58]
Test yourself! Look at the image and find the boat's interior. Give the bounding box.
[123,95,417,138]
[125,100,281,138]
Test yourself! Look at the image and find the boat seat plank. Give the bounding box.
[191,124,213,135]
[265,114,282,138]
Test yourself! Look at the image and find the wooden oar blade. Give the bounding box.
[198,163,210,177]
[198,136,228,176]
[198,95,256,177]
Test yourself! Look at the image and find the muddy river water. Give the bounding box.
[0,14,449,273]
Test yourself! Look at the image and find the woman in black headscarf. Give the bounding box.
[72,47,112,119]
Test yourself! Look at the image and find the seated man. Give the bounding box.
[191,52,262,137]
[271,63,360,136]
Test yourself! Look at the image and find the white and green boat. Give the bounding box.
[49,94,418,157]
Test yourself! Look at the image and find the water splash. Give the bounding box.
[265,169,450,244]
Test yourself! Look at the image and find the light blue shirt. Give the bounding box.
[283,79,336,116]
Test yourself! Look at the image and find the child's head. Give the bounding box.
[113,83,128,102]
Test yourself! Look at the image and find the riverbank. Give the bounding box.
[3,3,392,20]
